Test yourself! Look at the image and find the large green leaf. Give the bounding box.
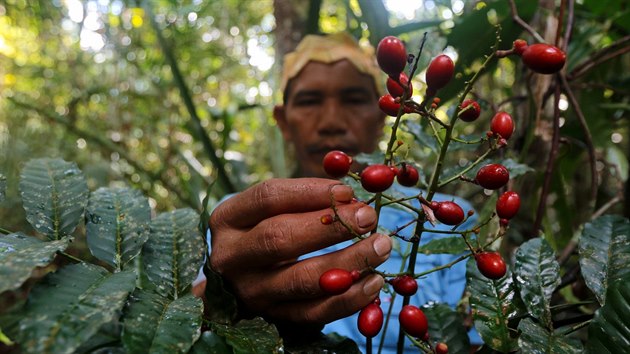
[284,332,360,354]
[122,290,202,354]
[587,275,630,352]
[423,303,470,353]
[86,187,151,271]
[467,257,519,352]
[211,317,283,354]
[143,208,204,299]
[0,233,69,294]
[18,158,88,240]
[16,263,136,354]
[189,331,232,354]
[514,237,561,328]
[518,318,583,354]
[418,236,470,255]
[578,215,630,305]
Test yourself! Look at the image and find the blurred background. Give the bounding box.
[0,0,628,248]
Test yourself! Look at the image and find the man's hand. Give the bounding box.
[207,178,391,325]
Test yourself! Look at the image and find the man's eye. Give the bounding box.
[294,98,321,106]
[345,96,370,104]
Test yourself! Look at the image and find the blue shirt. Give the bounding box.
[303,184,482,352]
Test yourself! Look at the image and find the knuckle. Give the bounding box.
[285,263,320,298]
[258,220,292,256]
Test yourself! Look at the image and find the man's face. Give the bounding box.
[274,60,385,178]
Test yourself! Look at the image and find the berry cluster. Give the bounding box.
[317,34,564,352]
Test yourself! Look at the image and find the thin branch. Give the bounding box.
[144,3,236,194]
[562,0,575,52]
[9,98,198,210]
[569,45,630,80]
[560,74,598,207]
[509,0,545,43]
[532,79,562,236]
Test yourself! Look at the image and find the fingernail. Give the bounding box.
[373,235,392,257]
[356,206,377,228]
[363,275,384,296]
[331,184,353,202]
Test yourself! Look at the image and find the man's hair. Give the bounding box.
[280,32,383,103]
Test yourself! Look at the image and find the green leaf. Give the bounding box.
[606,146,628,182]
[501,158,535,179]
[404,120,439,154]
[0,328,14,346]
[417,236,470,255]
[0,233,69,294]
[518,318,583,354]
[86,187,151,271]
[189,331,232,354]
[211,317,283,354]
[467,257,519,352]
[514,237,561,328]
[587,275,630,352]
[122,290,202,354]
[423,303,470,353]
[143,209,205,299]
[284,332,360,354]
[19,158,89,240]
[17,263,136,354]
[578,215,630,305]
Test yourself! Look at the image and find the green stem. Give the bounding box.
[438,147,494,188]
[0,226,12,235]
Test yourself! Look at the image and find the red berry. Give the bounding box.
[377,36,407,77]
[522,43,566,74]
[387,72,413,98]
[399,305,428,338]
[396,164,419,187]
[429,201,439,210]
[350,269,361,281]
[426,54,454,91]
[319,268,353,295]
[357,303,384,338]
[476,164,509,190]
[361,164,395,193]
[490,112,514,140]
[436,342,449,354]
[496,191,521,219]
[391,275,418,296]
[434,201,465,225]
[475,252,507,280]
[513,39,528,56]
[379,94,403,117]
[459,99,481,122]
[322,150,352,178]
[500,218,510,227]
[320,214,334,225]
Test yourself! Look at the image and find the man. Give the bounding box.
[199,33,480,352]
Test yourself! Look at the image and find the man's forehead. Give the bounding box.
[290,60,378,92]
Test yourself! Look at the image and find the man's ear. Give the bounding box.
[273,105,292,141]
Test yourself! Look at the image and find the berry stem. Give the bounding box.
[438,147,493,188]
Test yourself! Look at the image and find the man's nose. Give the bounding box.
[317,100,348,136]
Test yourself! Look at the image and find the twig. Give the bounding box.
[532,79,562,237]
[569,45,630,80]
[559,74,598,207]
[562,0,575,52]
[568,35,630,80]
[509,0,545,43]
[0,226,12,235]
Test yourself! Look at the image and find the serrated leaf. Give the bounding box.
[188,331,232,354]
[211,317,283,354]
[467,258,519,352]
[17,263,136,354]
[587,275,630,352]
[0,233,69,294]
[417,236,470,255]
[86,187,151,271]
[285,332,360,354]
[19,158,88,240]
[423,303,470,353]
[143,209,205,299]
[514,237,560,328]
[518,318,583,354]
[122,290,202,354]
[579,215,630,305]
